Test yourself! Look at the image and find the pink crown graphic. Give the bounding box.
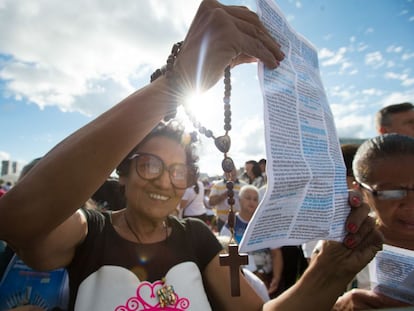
[115,280,190,310]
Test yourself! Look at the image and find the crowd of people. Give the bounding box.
[0,0,412,310]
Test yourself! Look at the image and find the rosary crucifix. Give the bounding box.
[152,42,249,297]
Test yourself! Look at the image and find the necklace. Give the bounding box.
[124,213,167,244]
[124,213,176,307]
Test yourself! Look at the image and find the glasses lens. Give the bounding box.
[377,190,407,200]
[169,164,189,189]
[136,154,163,179]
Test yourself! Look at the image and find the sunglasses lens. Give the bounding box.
[136,155,162,179]
[170,164,189,189]
[378,190,406,200]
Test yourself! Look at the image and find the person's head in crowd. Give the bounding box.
[239,185,260,221]
[116,121,199,217]
[244,160,262,183]
[353,133,414,250]
[223,164,239,182]
[375,102,414,137]
[341,143,360,189]
[92,178,126,211]
[258,158,266,174]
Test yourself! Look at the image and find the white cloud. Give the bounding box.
[402,52,414,60]
[384,71,414,86]
[365,51,385,68]
[364,27,374,34]
[386,45,403,53]
[361,88,383,96]
[0,0,200,115]
[321,47,347,66]
[357,43,369,52]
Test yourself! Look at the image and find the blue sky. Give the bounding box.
[1,0,413,176]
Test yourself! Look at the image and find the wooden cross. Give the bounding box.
[219,243,249,296]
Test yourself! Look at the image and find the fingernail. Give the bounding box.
[351,195,361,206]
[347,223,357,233]
[344,236,357,249]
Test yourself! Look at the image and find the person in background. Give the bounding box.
[0,158,69,311]
[245,160,265,188]
[333,134,414,310]
[180,179,208,223]
[375,102,414,137]
[202,180,216,231]
[220,185,284,298]
[0,1,383,310]
[91,178,126,211]
[258,158,267,185]
[209,165,247,232]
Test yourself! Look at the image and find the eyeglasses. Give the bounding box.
[359,182,414,200]
[128,153,192,189]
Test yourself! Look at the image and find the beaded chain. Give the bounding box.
[151,42,248,296]
[151,41,183,121]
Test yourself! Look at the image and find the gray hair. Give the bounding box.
[353,134,414,183]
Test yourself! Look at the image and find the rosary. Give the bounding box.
[151,42,249,298]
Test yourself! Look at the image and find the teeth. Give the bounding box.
[149,193,169,201]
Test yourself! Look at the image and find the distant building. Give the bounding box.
[1,160,21,184]
[339,138,367,145]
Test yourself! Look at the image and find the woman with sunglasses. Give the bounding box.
[333,133,414,310]
[0,0,382,310]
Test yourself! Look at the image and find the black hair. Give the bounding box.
[92,178,126,211]
[341,143,360,177]
[116,121,199,186]
[353,134,414,183]
[376,102,414,129]
[246,160,262,179]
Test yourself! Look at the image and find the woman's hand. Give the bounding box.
[333,289,410,311]
[175,0,285,92]
[312,190,383,282]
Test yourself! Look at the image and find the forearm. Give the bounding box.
[209,192,227,206]
[0,77,172,244]
[264,254,351,311]
[271,248,283,285]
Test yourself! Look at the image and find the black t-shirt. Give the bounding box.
[67,209,222,310]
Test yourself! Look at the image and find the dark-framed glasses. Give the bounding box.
[359,182,414,200]
[128,153,192,189]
